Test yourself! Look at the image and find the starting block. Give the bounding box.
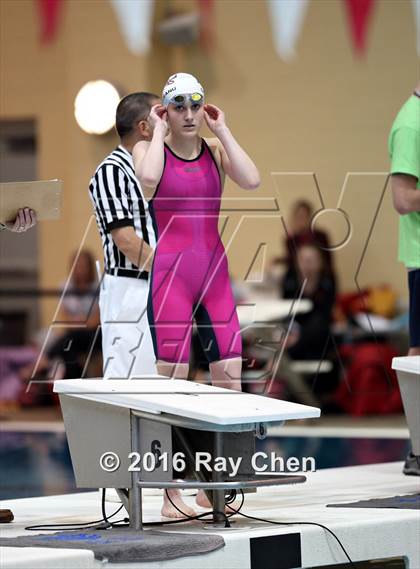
[54,378,320,529]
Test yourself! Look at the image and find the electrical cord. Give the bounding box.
[25,488,242,532]
[99,488,129,528]
[26,485,354,566]
[156,481,352,569]
[225,490,355,567]
[25,490,125,532]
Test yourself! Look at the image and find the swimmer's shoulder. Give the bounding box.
[203,137,225,187]
[203,137,223,165]
[204,137,220,152]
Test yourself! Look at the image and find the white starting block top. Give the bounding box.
[392,355,420,375]
[54,379,320,426]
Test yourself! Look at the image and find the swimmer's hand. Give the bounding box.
[148,104,168,136]
[204,104,227,135]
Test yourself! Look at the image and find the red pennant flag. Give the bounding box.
[344,0,375,56]
[198,0,215,52]
[37,0,63,44]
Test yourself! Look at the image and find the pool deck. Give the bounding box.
[1,461,419,568]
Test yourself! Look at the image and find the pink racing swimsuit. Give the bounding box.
[147,138,242,364]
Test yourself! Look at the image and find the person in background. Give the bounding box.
[47,249,101,378]
[242,243,336,408]
[281,244,336,361]
[273,200,333,273]
[58,250,99,325]
[389,83,420,476]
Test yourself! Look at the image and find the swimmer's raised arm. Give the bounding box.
[133,104,168,200]
[204,104,260,191]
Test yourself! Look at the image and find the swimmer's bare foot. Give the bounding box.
[161,488,197,518]
[196,489,213,509]
[196,490,239,513]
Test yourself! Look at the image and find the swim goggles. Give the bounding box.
[170,93,204,106]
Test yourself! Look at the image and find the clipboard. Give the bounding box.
[0,179,62,223]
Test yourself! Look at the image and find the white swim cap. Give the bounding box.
[162,72,205,107]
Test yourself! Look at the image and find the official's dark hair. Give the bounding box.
[115,92,159,138]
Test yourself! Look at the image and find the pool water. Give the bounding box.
[0,432,410,500]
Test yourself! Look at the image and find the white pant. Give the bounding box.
[99,274,156,378]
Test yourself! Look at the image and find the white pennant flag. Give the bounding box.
[267,0,309,62]
[110,0,154,56]
[413,0,420,56]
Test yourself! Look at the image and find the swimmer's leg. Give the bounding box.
[156,360,189,379]
[147,261,193,378]
[194,278,243,391]
[157,358,194,517]
[196,356,242,510]
[209,356,242,391]
[148,264,196,516]
[195,299,242,509]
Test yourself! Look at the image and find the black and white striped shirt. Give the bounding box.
[89,145,156,279]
